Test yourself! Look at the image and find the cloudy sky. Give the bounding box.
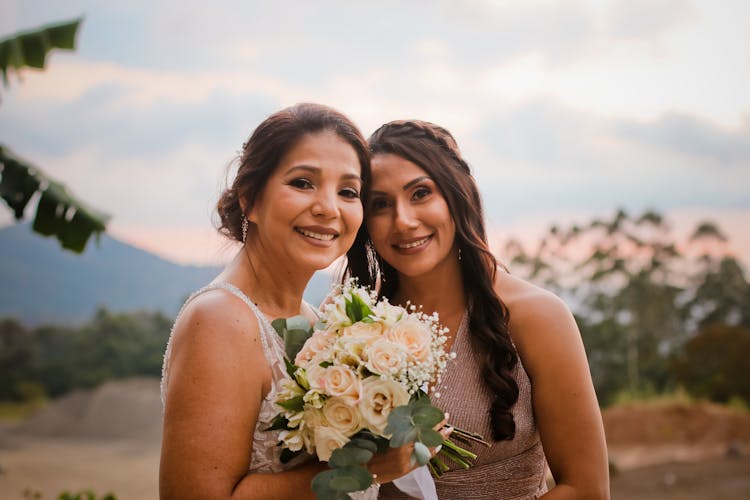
[1,0,748,267]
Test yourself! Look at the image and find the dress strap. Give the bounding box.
[208,282,273,354]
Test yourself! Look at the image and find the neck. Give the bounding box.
[394,260,467,326]
[220,242,314,318]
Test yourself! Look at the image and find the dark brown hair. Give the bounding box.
[217,103,370,241]
[345,120,519,441]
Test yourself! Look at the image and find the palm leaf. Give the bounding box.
[0,17,83,86]
[0,145,109,253]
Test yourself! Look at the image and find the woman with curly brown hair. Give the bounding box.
[160,104,417,499]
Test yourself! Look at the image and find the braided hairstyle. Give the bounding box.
[217,103,370,242]
[344,120,519,441]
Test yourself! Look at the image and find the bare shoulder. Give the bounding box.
[493,270,580,370]
[172,288,262,348]
[166,287,267,393]
[494,270,573,330]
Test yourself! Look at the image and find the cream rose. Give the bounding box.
[301,408,327,453]
[341,321,383,340]
[304,361,328,392]
[322,397,363,435]
[295,329,335,365]
[359,377,410,434]
[314,425,349,461]
[321,365,362,404]
[365,339,407,376]
[386,317,433,363]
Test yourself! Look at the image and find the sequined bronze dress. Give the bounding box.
[380,314,549,499]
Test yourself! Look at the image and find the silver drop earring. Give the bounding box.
[458,248,462,261]
[241,217,249,243]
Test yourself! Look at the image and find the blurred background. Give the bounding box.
[1,1,748,498]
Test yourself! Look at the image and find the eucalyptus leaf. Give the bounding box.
[389,426,418,448]
[419,428,444,448]
[412,404,444,428]
[284,328,312,361]
[271,318,287,336]
[348,438,378,453]
[413,441,431,465]
[286,315,311,331]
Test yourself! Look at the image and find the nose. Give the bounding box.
[311,188,338,219]
[393,200,418,231]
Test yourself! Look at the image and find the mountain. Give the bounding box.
[0,223,335,325]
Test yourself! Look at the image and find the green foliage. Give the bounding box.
[0,308,172,402]
[0,18,82,85]
[271,315,313,361]
[57,490,117,500]
[671,324,750,404]
[0,18,110,254]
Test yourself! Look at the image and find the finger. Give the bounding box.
[439,425,454,439]
[433,412,449,431]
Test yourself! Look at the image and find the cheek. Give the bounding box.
[365,217,390,249]
[342,204,363,232]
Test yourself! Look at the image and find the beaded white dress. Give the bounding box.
[161,282,379,497]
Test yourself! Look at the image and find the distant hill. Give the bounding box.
[0,224,335,325]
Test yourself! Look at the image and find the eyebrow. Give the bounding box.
[370,175,432,197]
[403,176,431,190]
[284,164,362,182]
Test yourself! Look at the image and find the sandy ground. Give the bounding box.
[1,378,749,499]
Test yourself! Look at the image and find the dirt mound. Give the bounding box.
[604,401,750,446]
[16,377,162,441]
[603,401,750,469]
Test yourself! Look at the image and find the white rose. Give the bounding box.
[365,339,407,376]
[359,377,410,435]
[386,316,433,363]
[321,365,362,404]
[314,425,350,461]
[323,397,363,435]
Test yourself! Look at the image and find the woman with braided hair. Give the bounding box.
[345,120,609,499]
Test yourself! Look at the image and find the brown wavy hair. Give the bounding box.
[344,120,519,441]
[217,103,371,242]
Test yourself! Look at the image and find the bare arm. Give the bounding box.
[159,291,325,499]
[504,278,610,499]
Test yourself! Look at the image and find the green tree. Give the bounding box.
[671,324,750,403]
[0,18,109,252]
[503,208,748,405]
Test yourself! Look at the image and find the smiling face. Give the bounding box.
[247,130,364,272]
[366,153,458,279]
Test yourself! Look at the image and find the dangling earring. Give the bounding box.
[458,248,462,261]
[241,217,249,243]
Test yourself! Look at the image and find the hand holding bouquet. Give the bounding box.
[269,280,485,499]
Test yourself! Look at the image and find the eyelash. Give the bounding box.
[289,178,360,199]
[412,186,431,200]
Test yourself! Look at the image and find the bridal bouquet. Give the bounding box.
[269,280,482,499]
